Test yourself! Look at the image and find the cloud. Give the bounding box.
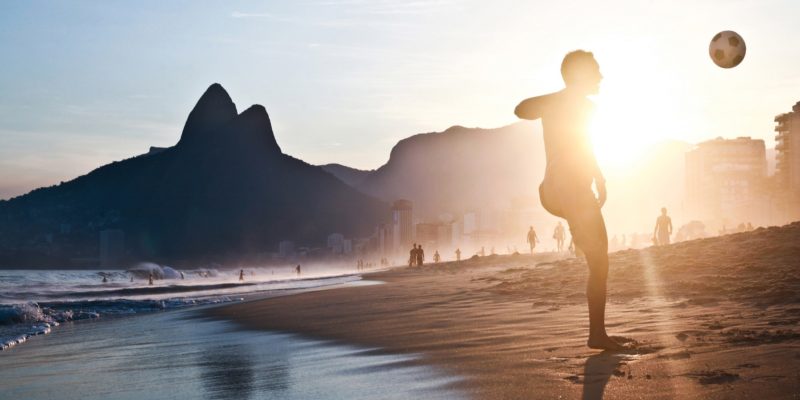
[230,11,277,19]
[312,0,461,15]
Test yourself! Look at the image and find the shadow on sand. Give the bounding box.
[582,351,624,400]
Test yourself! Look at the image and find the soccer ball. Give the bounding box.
[709,31,746,68]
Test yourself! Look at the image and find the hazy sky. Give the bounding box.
[1,0,798,199]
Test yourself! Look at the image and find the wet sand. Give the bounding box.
[208,222,800,399]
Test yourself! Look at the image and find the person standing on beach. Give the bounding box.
[527,226,539,254]
[239,269,244,282]
[417,245,425,266]
[553,222,566,253]
[409,244,418,267]
[455,248,461,262]
[296,264,301,276]
[515,50,622,350]
[433,250,441,263]
[653,207,672,246]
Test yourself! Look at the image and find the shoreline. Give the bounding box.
[0,298,465,400]
[207,225,800,399]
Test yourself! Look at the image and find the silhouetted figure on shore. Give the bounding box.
[433,250,441,263]
[527,226,539,254]
[409,244,418,267]
[417,245,425,266]
[553,221,566,253]
[148,272,154,286]
[295,264,301,276]
[455,248,461,262]
[654,207,673,246]
[515,50,622,350]
[102,275,108,283]
[239,269,244,282]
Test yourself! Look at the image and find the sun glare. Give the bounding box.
[588,42,685,171]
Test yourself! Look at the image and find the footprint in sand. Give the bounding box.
[686,370,740,385]
[609,336,666,355]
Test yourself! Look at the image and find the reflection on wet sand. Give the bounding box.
[200,343,289,399]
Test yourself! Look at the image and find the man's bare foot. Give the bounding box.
[587,334,625,350]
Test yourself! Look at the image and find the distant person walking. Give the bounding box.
[409,244,418,267]
[553,221,566,253]
[417,245,425,266]
[526,226,540,254]
[433,250,441,263]
[653,207,673,246]
[295,264,301,276]
[455,248,461,262]
[515,50,622,349]
[239,269,244,282]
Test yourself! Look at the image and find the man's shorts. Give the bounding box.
[539,176,608,255]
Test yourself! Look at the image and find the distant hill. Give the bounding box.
[323,124,691,235]
[323,123,547,219]
[0,84,388,268]
[320,163,373,187]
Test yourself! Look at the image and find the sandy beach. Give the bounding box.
[209,222,800,399]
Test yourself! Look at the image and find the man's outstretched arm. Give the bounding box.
[514,93,556,120]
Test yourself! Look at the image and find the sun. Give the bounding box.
[589,94,654,170]
[587,42,686,171]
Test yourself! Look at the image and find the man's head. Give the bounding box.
[561,50,602,95]
[661,207,667,215]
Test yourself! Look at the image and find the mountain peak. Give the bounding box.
[177,83,238,147]
[232,104,281,154]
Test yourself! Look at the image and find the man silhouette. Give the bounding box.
[527,226,539,254]
[409,244,417,267]
[515,50,622,350]
[455,248,461,262]
[417,245,425,266]
[654,207,672,246]
[553,221,566,253]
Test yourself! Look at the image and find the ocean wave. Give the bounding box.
[0,296,242,352]
[0,269,364,353]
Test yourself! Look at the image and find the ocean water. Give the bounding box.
[0,264,363,351]
[0,265,464,399]
[0,307,464,400]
